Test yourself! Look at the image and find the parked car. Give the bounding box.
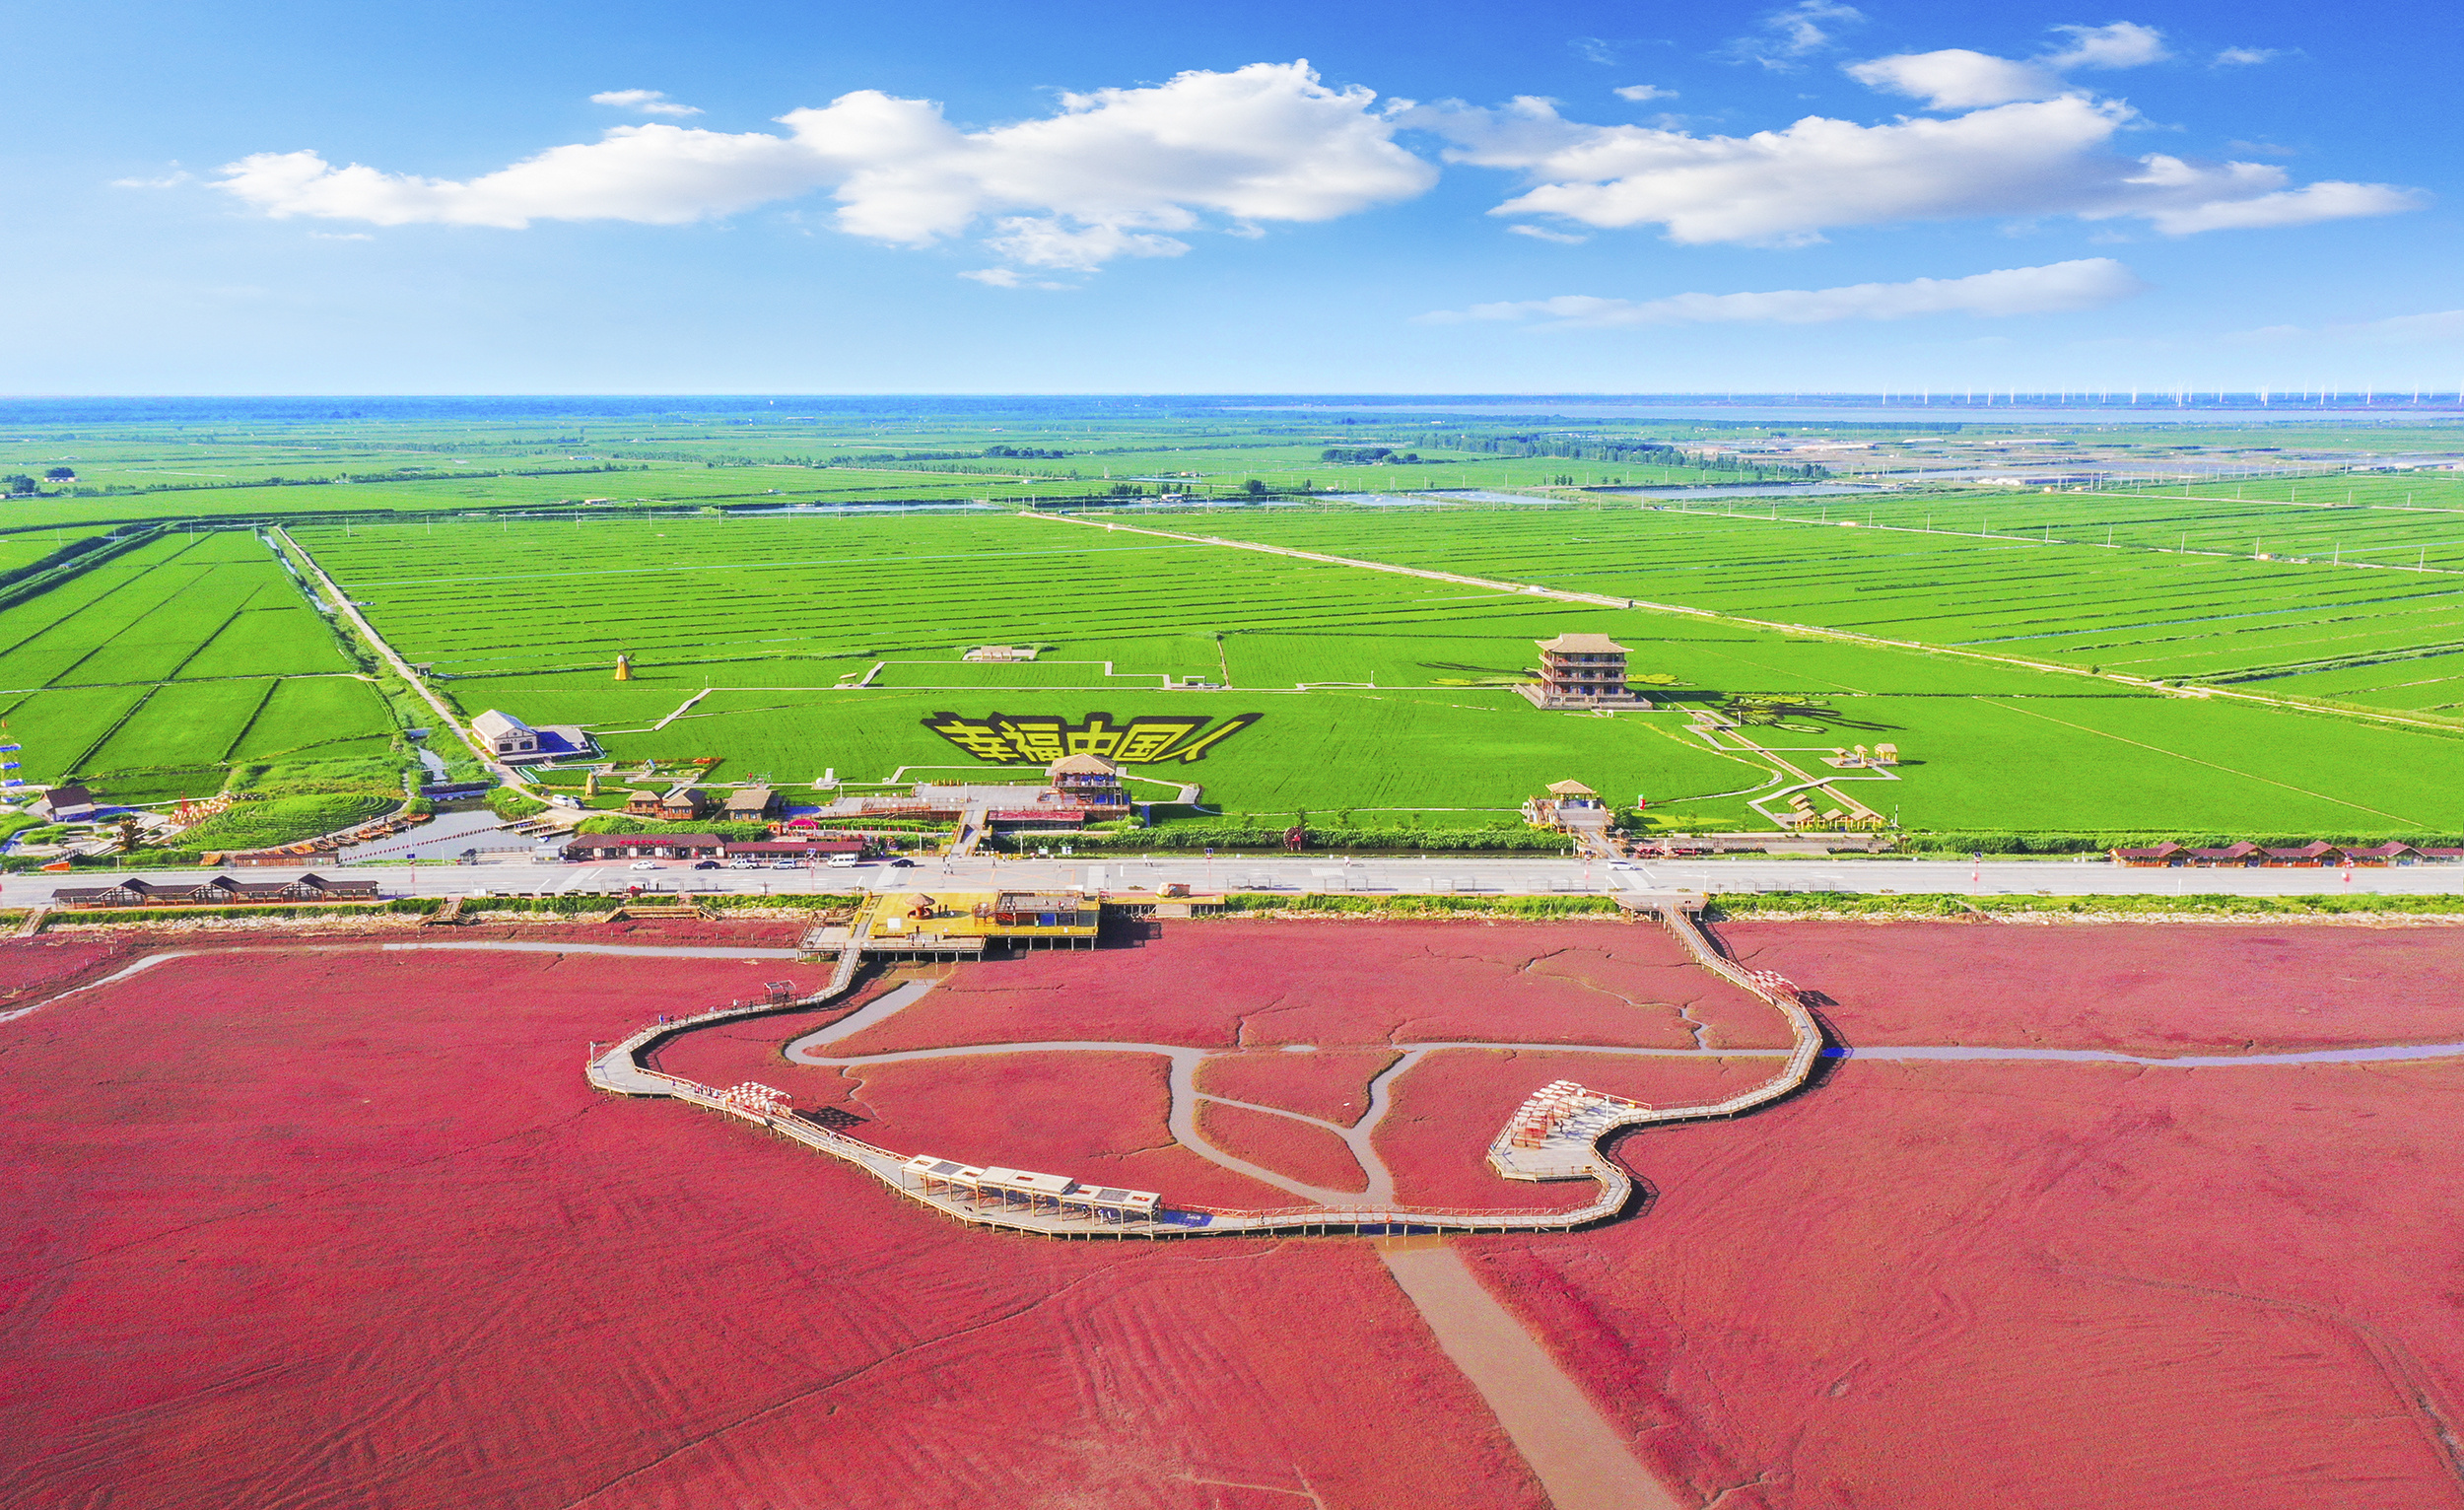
[825,853,861,867]
[629,860,658,870]
[693,859,721,869]
[885,857,914,867]
[769,860,800,870]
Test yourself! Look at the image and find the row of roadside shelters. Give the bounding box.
[51,872,379,908]
[2111,840,2464,867]
[900,1154,1161,1225]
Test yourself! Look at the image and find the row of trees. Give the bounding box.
[1430,432,1831,480]
[1,467,75,495]
[1318,446,1428,464]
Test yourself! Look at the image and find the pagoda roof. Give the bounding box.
[1538,634,1629,653]
[1047,752,1122,776]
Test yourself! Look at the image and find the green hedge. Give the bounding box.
[41,899,436,924]
[1704,890,2464,919]
[1899,830,2464,856]
[453,892,859,914]
[575,814,772,840]
[1211,893,1624,918]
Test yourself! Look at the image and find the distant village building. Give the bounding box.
[2112,839,2464,868]
[30,785,98,821]
[963,646,1039,662]
[1519,635,1652,710]
[470,709,596,765]
[656,786,713,821]
[563,833,726,861]
[719,786,777,822]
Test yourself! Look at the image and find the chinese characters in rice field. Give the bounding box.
[920,710,1262,765]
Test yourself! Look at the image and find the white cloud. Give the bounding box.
[1424,257,2147,327]
[959,267,1069,289]
[308,231,375,240]
[1845,22,2167,111]
[983,216,1190,269]
[1612,84,1676,102]
[1727,0,1865,69]
[1506,223,1589,243]
[2362,309,2464,340]
[110,169,192,188]
[216,61,1436,273]
[1409,94,2424,244]
[2043,22,2169,70]
[591,89,704,117]
[1844,48,2063,109]
[2214,46,2282,67]
[1571,37,1619,65]
[2127,174,2427,234]
[2232,309,2464,343]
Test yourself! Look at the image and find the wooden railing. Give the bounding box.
[583,897,1821,1238]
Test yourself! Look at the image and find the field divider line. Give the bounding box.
[273,526,534,792]
[652,688,712,729]
[1023,511,2464,741]
[1977,697,2429,825]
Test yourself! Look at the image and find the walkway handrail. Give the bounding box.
[584,900,1820,1238]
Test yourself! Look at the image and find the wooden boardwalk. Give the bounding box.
[583,896,1824,1238]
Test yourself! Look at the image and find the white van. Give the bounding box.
[825,853,862,868]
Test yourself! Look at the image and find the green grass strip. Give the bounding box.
[1703,891,2464,919]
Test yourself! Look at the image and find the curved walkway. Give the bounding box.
[582,903,1831,1236]
[582,906,2464,1238]
[3,929,2458,1229]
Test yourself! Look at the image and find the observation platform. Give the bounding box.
[803,890,1101,961]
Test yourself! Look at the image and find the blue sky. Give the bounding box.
[6,0,2458,393]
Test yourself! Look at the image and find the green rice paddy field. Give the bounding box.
[0,529,392,798]
[0,413,1740,533]
[293,510,2464,836]
[1186,479,2464,713]
[3,402,2460,838]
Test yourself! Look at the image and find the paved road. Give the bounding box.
[9,853,2464,906]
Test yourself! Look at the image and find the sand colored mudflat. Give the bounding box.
[1195,1047,1399,1126]
[1452,920,2464,1510]
[1722,919,2464,1054]
[1196,1099,1369,1194]
[823,919,1761,1057]
[0,939,1545,1510]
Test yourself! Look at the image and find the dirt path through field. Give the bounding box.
[1381,1239,1687,1510]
